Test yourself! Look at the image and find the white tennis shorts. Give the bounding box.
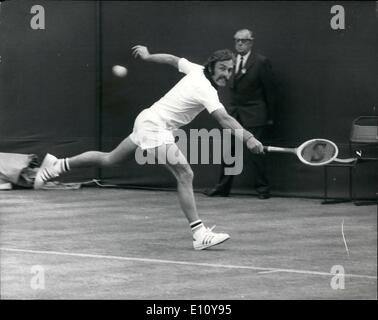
[129,108,175,150]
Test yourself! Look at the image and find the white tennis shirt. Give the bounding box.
[149,58,225,130]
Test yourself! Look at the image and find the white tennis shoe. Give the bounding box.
[193,226,230,250]
[34,153,60,189]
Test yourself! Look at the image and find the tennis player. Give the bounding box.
[34,45,264,250]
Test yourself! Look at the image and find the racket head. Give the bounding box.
[296,139,339,166]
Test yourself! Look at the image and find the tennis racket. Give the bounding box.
[263,139,339,166]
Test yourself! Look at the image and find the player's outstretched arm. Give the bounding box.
[211,108,264,154]
[132,45,180,69]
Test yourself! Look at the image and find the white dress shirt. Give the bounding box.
[235,51,251,74]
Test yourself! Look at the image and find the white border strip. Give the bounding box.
[1,247,376,280]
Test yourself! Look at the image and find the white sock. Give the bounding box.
[190,220,205,236]
[54,158,70,175]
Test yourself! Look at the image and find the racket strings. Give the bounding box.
[301,141,337,164]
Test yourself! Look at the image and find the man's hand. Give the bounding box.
[131,45,179,68]
[132,45,150,60]
[246,136,264,154]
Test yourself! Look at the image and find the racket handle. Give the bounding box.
[264,146,295,153]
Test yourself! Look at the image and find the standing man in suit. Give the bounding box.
[205,28,277,199]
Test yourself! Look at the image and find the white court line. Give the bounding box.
[0,247,376,280]
[341,219,350,257]
[258,270,282,274]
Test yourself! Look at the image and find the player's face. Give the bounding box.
[234,30,254,55]
[211,60,234,87]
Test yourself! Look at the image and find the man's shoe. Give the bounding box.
[34,153,59,189]
[203,188,229,197]
[193,226,230,250]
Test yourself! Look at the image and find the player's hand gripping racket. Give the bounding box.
[263,139,340,166]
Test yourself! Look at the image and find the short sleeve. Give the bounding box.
[178,58,203,74]
[197,86,225,114]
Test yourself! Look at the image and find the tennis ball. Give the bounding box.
[112,65,128,77]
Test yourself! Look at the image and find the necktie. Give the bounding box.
[237,56,244,76]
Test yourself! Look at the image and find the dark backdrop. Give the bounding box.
[0,0,98,180]
[1,1,377,197]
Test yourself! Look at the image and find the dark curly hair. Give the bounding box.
[203,49,235,77]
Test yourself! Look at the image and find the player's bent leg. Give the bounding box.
[69,135,138,168]
[152,143,199,222]
[152,143,230,250]
[34,136,138,189]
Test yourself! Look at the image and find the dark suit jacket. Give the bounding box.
[228,53,277,128]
